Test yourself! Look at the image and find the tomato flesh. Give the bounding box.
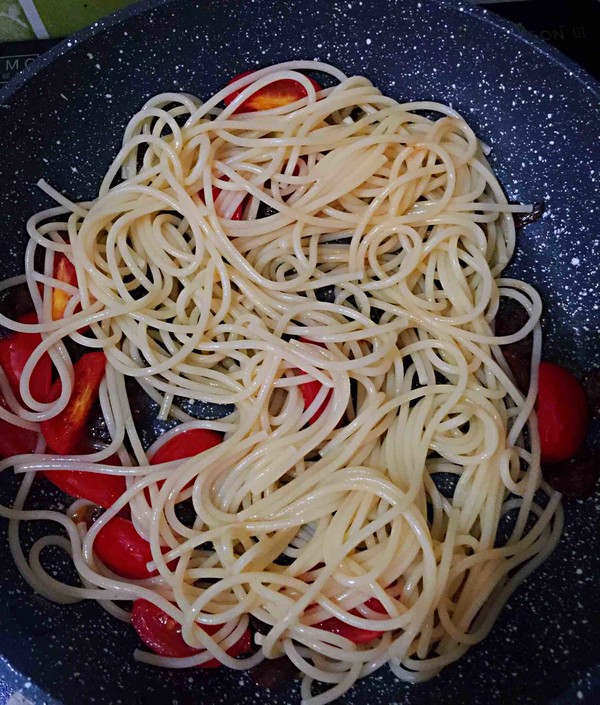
[52,253,78,321]
[224,70,321,113]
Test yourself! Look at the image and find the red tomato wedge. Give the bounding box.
[536,361,590,463]
[0,312,52,404]
[146,428,223,498]
[40,352,106,454]
[314,598,387,644]
[132,599,252,666]
[0,392,39,458]
[43,453,125,509]
[299,378,332,425]
[224,70,322,113]
[0,393,38,458]
[52,253,78,321]
[0,420,38,458]
[93,517,175,579]
[296,337,333,425]
[150,429,223,465]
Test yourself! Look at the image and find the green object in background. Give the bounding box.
[0,0,139,42]
[0,1,35,41]
[33,0,140,38]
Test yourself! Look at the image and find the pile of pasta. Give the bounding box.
[0,62,561,705]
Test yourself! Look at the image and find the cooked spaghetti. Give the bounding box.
[0,61,562,705]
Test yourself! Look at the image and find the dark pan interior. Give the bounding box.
[0,1,598,703]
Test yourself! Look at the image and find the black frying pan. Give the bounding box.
[0,1,598,703]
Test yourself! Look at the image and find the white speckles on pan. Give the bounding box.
[0,1,599,704]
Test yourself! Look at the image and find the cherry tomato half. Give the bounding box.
[52,253,79,321]
[42,453,126,509]
[299,378,332,425]
[315,598,386,644]
[224,70,322,113]
[149,429,223,465]
[40,352,106,454]
[147,428,223,495]
[132,599,252,666]
[536,361,590,463]
[0,312,52,404]
[0,417,38,459]
[93,517,175,579]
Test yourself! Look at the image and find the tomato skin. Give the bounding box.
[42,453,125,509]
[299,378,332,425]
[232,201,245,220]
[40,352,106,454]
[147,428,223,496]
[133,599,201,657]
[150,429,223,465]
[93,517,174,579]
[0,313,52,404]
[224,70,322,112]
[0,418,38,458]
[132,599,252,666]
[314,598,386,644]
[536,362,590,463]
[0,391,39,458]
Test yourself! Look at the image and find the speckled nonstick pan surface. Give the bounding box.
[0,1,598,704]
